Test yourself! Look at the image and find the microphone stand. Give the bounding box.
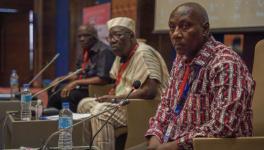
[41,102,126,150]
[28,53,60,85]
[89,88,140,149]
[32,69,82,98]
[89,105,119,149]
[42,80,141,149]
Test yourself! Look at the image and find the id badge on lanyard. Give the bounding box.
[163,65,191,143]
[163,64,201,143]
[163,83,190,143]
[163,122,174,143]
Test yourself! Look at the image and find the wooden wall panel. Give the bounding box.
[0,0,33,86]
[111,0,137,20]
[0,13,31,86]
[42,0,56,80]
[111,0,138,27]
[0,0,33,12]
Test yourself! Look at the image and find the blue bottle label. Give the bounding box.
[59,117,72,129]
[10,78,18,85]
[21,95,32,102]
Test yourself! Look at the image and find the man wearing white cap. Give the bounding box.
[77,17,169,150]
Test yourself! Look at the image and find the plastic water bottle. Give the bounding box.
[35,99,43,120]
[21,84,32,121]
[10,69,19,100]
[58,102,73,150]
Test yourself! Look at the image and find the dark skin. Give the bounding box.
[107,26,134,57]
[96,26,159,102]
[147,3,210,150]
[168,4,209,62]
[54,24,108,98]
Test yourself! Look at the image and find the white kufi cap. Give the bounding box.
[107,17,135,33]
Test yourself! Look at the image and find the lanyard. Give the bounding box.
[174,65,190,115]
[164,64,191,143]
[109,44,138,95]
[79,49,89,79]
[163,64,201,143]
[115,44,138,86]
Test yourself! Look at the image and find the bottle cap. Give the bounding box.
[62,102,70,109]
[37,99,42,105]
[23,84,30,88]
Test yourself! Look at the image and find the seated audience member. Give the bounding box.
[77,17,169,150]
[47,23,115,112]
[145,2,255,150]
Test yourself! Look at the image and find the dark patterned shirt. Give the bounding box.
[146,37,255,149]
[76,40,115,82]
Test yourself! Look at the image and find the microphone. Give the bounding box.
[112,80,141,105]
[41,81,141,149]
[41,101,126,150]
[32,68,83,98]
[28,53,60,85]
[89,80,141,148]
[12,54,60,100]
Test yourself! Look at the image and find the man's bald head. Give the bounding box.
[170,2,209,26]
[79,23,98,39]
[78,23,98,49]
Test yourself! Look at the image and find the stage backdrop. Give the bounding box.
[83,3,111,44]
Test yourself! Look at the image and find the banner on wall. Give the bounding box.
[83,3,111,44]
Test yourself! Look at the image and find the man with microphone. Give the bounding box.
[48,23,115,112]
[77,17,169,150]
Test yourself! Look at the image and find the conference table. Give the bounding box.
[0,87,49,148]
[0,87,95,149]
[0,100,21,149]
[3,111,87,149]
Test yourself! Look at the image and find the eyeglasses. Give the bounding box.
[107,31,131,42]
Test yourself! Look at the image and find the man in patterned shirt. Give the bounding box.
[146,2,255,150]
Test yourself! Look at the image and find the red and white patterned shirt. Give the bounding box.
[145,37,255,149]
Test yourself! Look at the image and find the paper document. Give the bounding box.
[45,113,91,120]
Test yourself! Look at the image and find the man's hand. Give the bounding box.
[156,142,178,150]
[60,81,77,98]
[50,73,78,92]
[50,77,64,92]
[95,95,116,103]
[147,136,178,150]
[147,136,161,150]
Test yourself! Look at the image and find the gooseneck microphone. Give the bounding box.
[32,68,83,98]
[126,80,141,98]
[90,80,141,148]
[112,80,141,105]
[12,53,60,100]
[41,102,125,150]
[41,80,141,150]
[28,53,60,85]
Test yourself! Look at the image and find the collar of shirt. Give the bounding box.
[119,43,138,63]
[176,36,217,70]
[89,40,102,55]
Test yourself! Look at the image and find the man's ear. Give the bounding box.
[202,22,210,36]
[130,32,135,38]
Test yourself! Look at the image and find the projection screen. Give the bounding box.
[154,0,264,32]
